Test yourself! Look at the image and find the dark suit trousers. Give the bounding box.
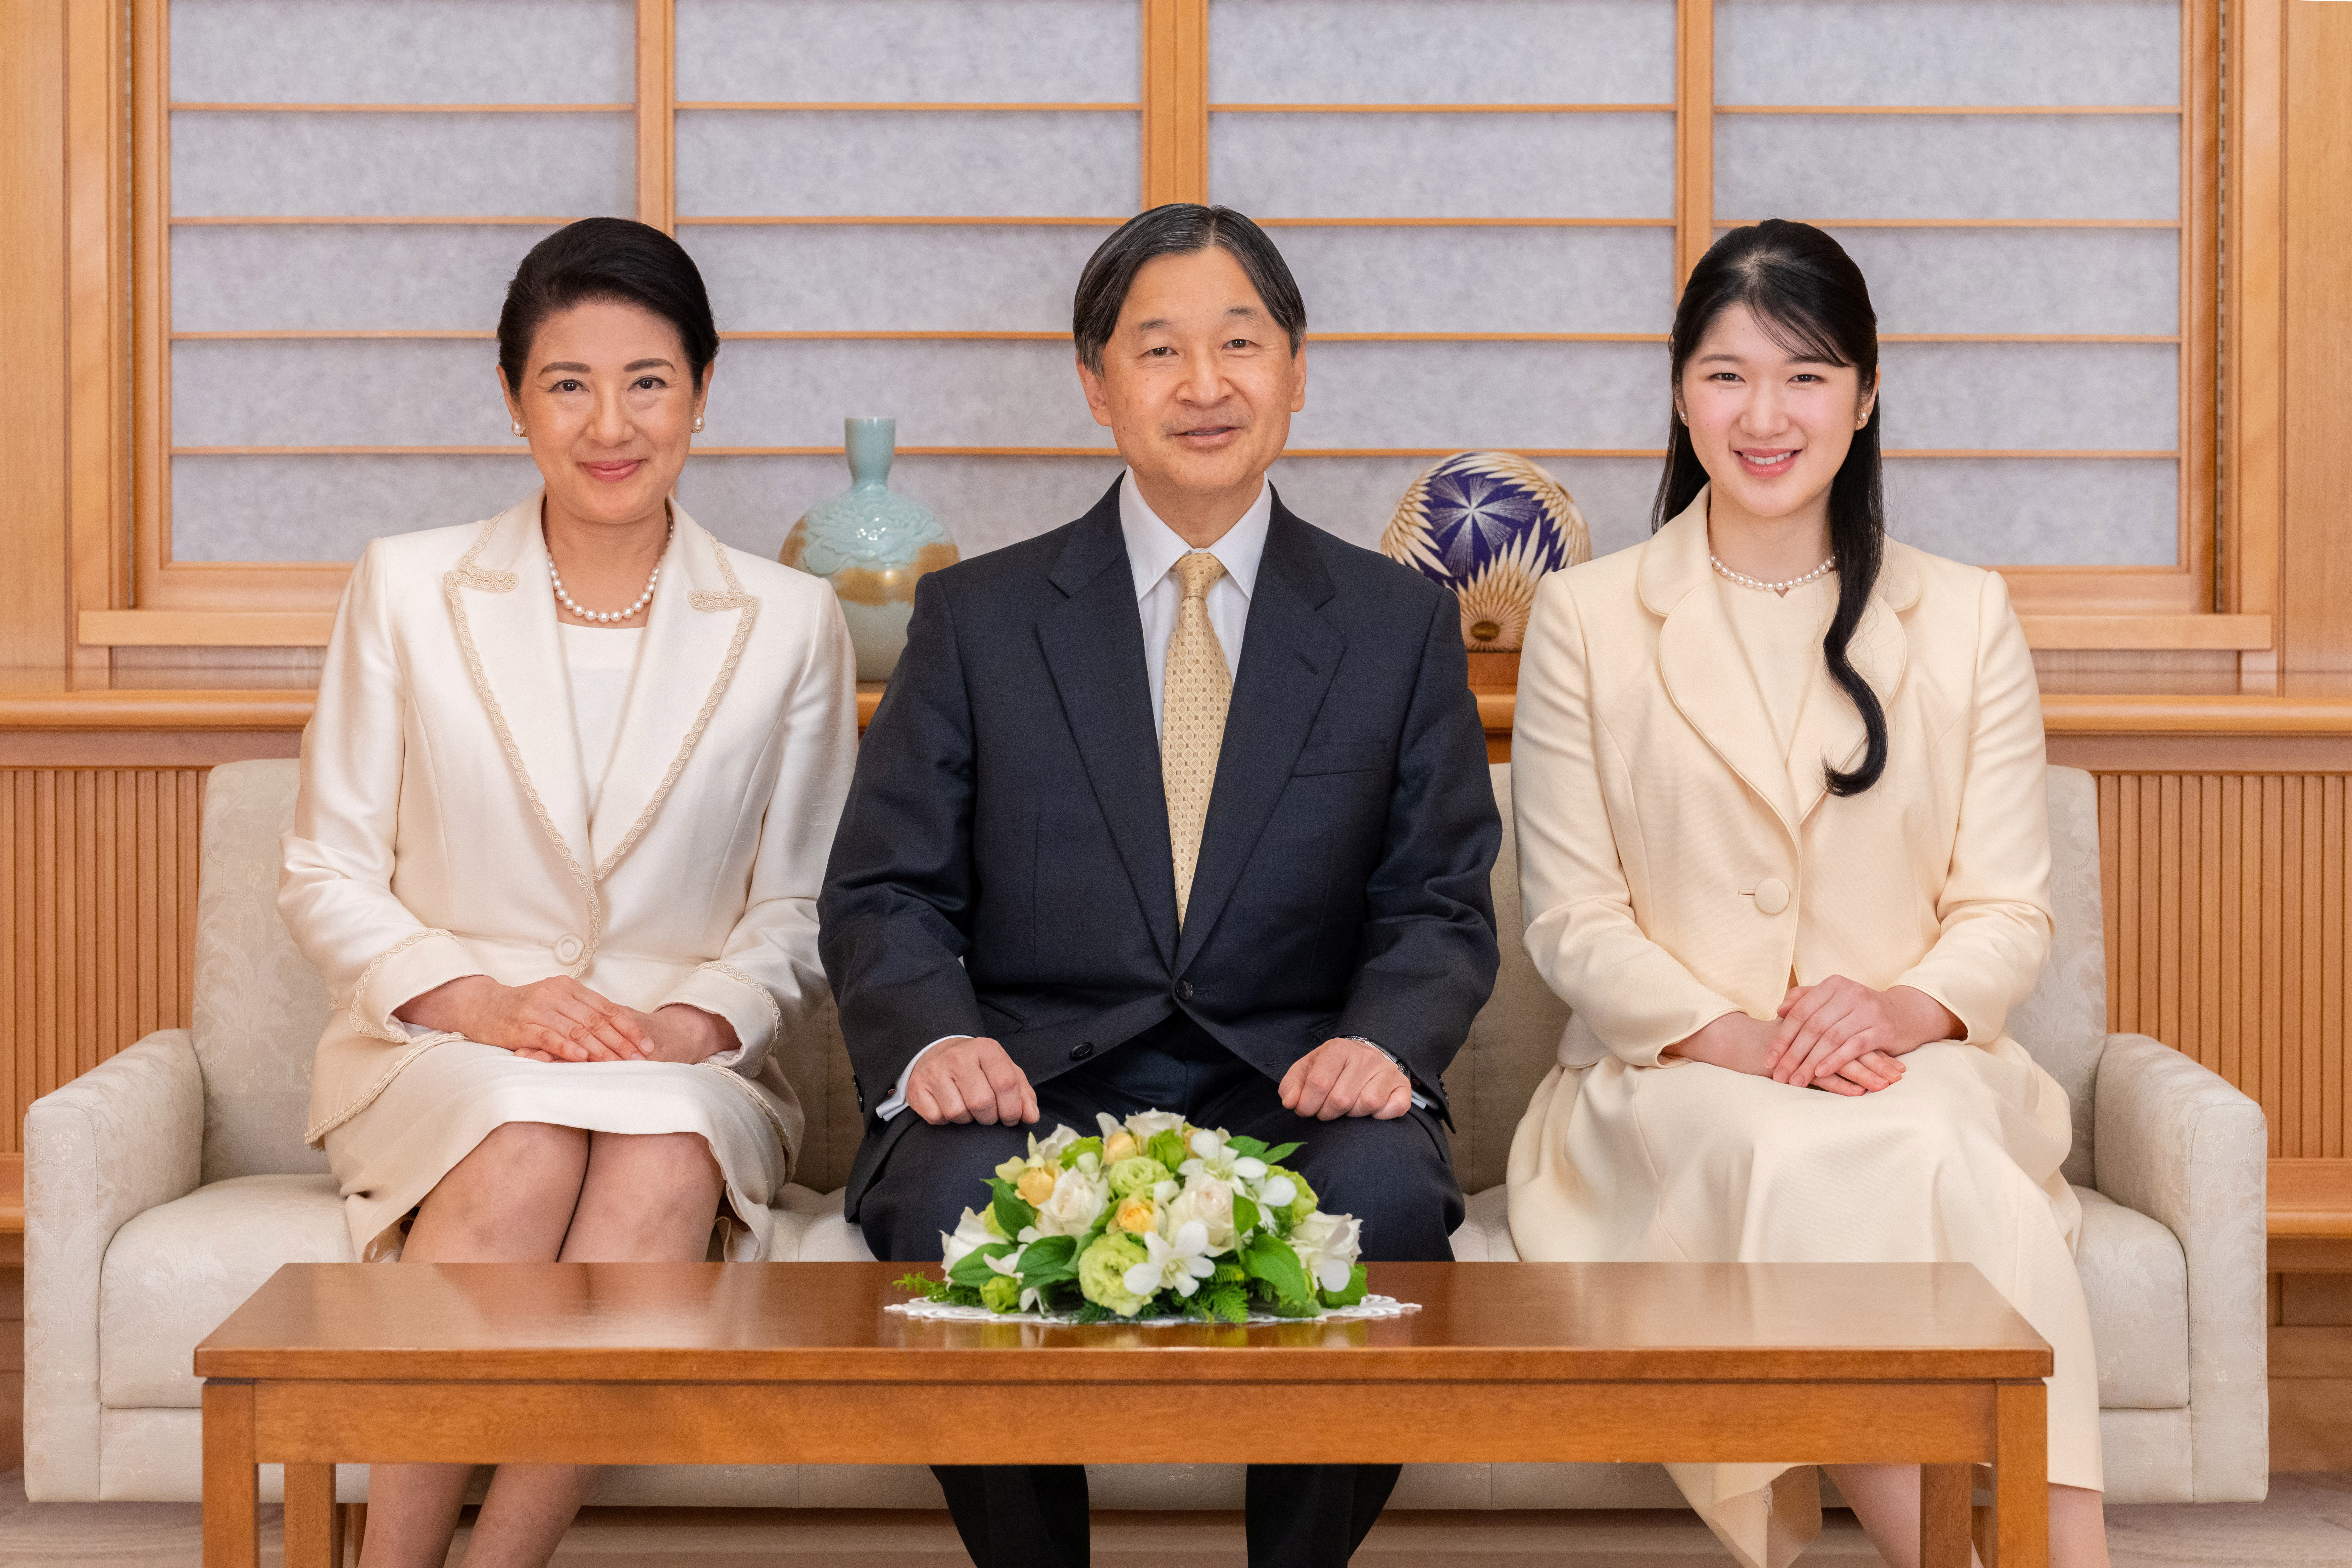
[858,1013,1464,1568]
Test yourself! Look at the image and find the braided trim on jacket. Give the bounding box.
[443,521,603,976]
[305,1029,461,1147]
[595,534,761,883]
[343,928,459,1042]
[697,1059,799,1166]
[697,959,786,1056]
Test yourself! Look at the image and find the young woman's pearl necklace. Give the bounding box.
[1709,552,1834,594]
[549,522,671,623]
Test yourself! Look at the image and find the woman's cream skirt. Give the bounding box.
[1507,1037,2101,1568]
[323,1038,793,1262]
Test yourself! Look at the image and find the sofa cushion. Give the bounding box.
[100,1174,354,1409]
[2075,1184,2190,1409]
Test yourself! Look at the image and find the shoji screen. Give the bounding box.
[669,0,1143,559]
[1713,0,2197,580]
[162,0,638,569]
[1207,0,1681,555]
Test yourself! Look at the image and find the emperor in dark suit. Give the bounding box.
[819,204,1502,1568]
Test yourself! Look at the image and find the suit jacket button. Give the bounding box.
[1070,1042,1094,1061]
[1176,980,1194,1000]
[1753,878,1790,916]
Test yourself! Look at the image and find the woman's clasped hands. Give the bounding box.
[1668,977,1962,1094]
[394,974,736,1066]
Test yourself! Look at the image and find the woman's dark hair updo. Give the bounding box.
[496,217,720,394]
[1654,218,1889,797]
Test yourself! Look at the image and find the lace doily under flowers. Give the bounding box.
[888,1293,1420,1327]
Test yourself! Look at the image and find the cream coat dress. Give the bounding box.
[280,494,859,1260]
[1505,492,2099,1568]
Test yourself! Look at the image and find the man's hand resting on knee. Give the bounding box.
[1279,1037,1413,1120]
[907,1036,1039,1126]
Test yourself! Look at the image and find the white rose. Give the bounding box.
[1031,1166,1111,1237]
[939,1207,998,1271]
[1289,1210,1362,1294]
[1029,1123,1084,1165]
[1124,1110,1189,1140]
[1164,1175,1239,1252]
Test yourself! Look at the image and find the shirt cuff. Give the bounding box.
[1344,1037,1432,1110]
[876,1034,968,1120]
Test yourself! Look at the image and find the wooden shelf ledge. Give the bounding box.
[2270,1161,2352,1272]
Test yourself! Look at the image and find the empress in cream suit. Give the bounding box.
[1506,491,2099,1568]
[281,494,858,1260]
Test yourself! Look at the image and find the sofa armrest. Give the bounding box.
[2090,1032,2268,1502]
[24,1029,205,1501]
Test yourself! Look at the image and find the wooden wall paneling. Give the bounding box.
[1141,0,1209,206]
[2182,0,2221,612]
[2226,0,2285,643]
[635,0,674,232]
[66,0,129,671]
[2278,0,2352,670]
[0,0,72,667]
[1676,0,1714,285]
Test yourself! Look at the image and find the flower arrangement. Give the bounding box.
[894,1110,1368,1323]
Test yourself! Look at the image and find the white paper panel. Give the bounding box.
[169,0,634,104]
[1210,0,1677,104]
[680,225,1106,332]
[1817,227,2179,336]
[1289,342,1670,451]
[675,111,1138,217]
[173,225,560,331]
[1266,455,1664,557]
[171,112,634,218]
[1277,227,1675,334]
[1885,457,2177,565]
[705,340,1101,447]
[173,340,515,447]
[1716,0,2180,107]
[1212,112,1675,220]
[679,455,1123,561]
[677,0,1137,102]
[169,455,543,562]
[1715,114,2178,221]
[1878,343,2177,451]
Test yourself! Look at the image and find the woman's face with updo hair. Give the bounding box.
[498,296,710,530]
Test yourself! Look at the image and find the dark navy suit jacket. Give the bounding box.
[820,478,1503,1211]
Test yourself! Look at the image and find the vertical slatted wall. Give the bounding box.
[2103,772,2348,1157]
[0,769,204,1155]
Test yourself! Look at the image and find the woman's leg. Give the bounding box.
[359,1123,590,1568]
[1825,1466,2108,1568]
[436,1135,727,1568]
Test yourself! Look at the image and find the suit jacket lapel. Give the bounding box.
[589,506,758,878]
[443,493,595,883]
[1643,490,1801,837]
[1786,542,1917,825]
[1036,484,1181,967]
[1174,498,1344,973]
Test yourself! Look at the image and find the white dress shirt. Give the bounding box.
[879,472,1416,1118]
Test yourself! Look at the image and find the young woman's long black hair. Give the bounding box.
[1652,219,1889,796]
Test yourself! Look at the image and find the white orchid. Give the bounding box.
[1122,1218,1219,1299]
[984,1245,1046,1313]
[1029,1123,1085,1165]
[1030,1164,1111,1237]
[1164,1174,1239,1252]
[1256,1173,1298,1211]
[1289,1210,1363,1294]
[1179,1127,1268,1185]
[939,1207,1000,1272]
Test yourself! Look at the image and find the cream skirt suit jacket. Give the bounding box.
[1506,492,2098,1568]
[280,494,859,1259]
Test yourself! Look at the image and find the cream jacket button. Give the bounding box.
[553,934,585,964]
[1753,878,1790,916]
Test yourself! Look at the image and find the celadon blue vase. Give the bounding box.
[780,417,958,681]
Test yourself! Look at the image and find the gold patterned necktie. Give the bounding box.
[1162,551,1231,927]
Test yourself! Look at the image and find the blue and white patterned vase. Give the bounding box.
[1379,450,1590,652]
[780,417,959,681]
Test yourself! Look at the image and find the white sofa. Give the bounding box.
[28,759,2268,1510]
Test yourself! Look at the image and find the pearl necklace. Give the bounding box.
[549,522,671,624]
[1710,552,1834,594]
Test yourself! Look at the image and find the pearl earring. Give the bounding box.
[692,415,704,432]
[511,421,526,437]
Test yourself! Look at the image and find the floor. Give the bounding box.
[6,1471,2350,1567]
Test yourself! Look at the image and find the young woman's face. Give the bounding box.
[1675,302,1876,524]
[499,297,708,528]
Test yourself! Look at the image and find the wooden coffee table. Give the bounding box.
[196,1260,2050,1568]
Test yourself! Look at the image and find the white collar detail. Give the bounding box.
[1118,469,1272,605]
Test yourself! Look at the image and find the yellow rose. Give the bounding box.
[1104,1130,1141,1165]
[1113,1194,1158,1234]
[1016,1165,1059,1206]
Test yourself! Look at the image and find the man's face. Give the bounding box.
[1077,245,1307,504]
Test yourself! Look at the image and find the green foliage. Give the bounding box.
[947,1241,1015,1288]
[979,1275,1022,1312]
[1072,1300,1125,1324]
[1240,1231,1313,1309]
[1231,1192,1262,1235]
[893,1270,949,1299]
[1016,1234,1081,1288]
[1316,1263,1370,1310]
[1186,1279,1253,1324]
[987,1177,1036,1236]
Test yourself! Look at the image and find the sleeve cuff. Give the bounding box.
[1343,1037,1433,1109]
[876,1035,965,1120]
[348,929,480,1041]
[657,962,784,1069]
[1890,968,1994,1046]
